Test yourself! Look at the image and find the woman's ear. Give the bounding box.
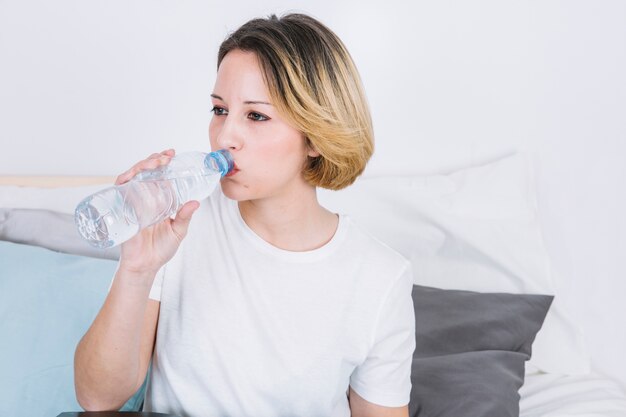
[306,138,320,157]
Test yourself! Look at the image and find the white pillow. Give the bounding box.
[0,183,109,214]
[318,153,590,376]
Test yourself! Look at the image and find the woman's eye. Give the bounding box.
[248,112,269,122]
[211,106,227,116]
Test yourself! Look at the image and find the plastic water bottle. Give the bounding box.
[75,150,234,249]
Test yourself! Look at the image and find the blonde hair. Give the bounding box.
[218,13,374,190]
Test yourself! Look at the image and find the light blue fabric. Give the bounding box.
[0,241,145,417]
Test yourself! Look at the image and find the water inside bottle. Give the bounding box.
[75,173,221,248]
[75,187,140,249]
[169,173,221,202]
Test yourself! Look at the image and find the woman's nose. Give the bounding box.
[216,120,243,151]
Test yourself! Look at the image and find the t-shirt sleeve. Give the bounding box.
[148,264,166,301]
[349,261,415,407]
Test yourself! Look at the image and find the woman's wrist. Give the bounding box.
[116,262,160,288]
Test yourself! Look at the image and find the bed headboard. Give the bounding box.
[0,176,115,188]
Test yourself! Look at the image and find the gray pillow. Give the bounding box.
[0,208,120,260]
[410,285,553,417]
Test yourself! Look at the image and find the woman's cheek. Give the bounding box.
[208,122,222,149]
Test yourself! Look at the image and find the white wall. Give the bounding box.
[1,0,625,391]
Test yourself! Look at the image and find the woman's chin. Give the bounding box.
[219,180,252,202]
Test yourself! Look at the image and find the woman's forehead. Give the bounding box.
[214,50,270,102]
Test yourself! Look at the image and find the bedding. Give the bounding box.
[0,153,590,376]
[318,153,589,376]
[0,240,550,417]
[520,371,626,417]
[2,153,626,416]
[0,183,109,213]
[0,208,119,260]
[409,285,552,417]
[3,240,625,417]
[0,241,143,417]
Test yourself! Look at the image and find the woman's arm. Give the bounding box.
[74,267,160,410]
[74,148,199,410]
[349,387,409,417]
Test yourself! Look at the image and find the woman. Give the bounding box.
[75,13,415,417]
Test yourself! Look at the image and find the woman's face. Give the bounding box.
[209,49,316,202]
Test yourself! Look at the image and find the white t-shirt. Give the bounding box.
[144,189,415,417]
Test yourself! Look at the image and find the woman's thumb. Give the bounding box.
[171,200,200,240]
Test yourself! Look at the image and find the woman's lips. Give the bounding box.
[226,164,239,177]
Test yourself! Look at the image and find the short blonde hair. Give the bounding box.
[218,13,374,190]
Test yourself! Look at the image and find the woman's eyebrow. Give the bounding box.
[244,100,272,106]
[210,93,271,106]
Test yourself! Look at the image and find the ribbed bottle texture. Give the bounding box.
[75,150,233,248]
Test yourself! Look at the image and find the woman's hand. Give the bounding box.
[116,149,200,276]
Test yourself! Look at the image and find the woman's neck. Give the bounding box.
[237,188,339,252]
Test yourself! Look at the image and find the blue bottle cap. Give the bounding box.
[206,149,234,177]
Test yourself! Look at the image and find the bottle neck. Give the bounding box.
[206,150,234,177]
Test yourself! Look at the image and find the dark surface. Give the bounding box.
[57,413,180,417]
[409,284,553,417]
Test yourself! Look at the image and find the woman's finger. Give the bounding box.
[115,151,174,185]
